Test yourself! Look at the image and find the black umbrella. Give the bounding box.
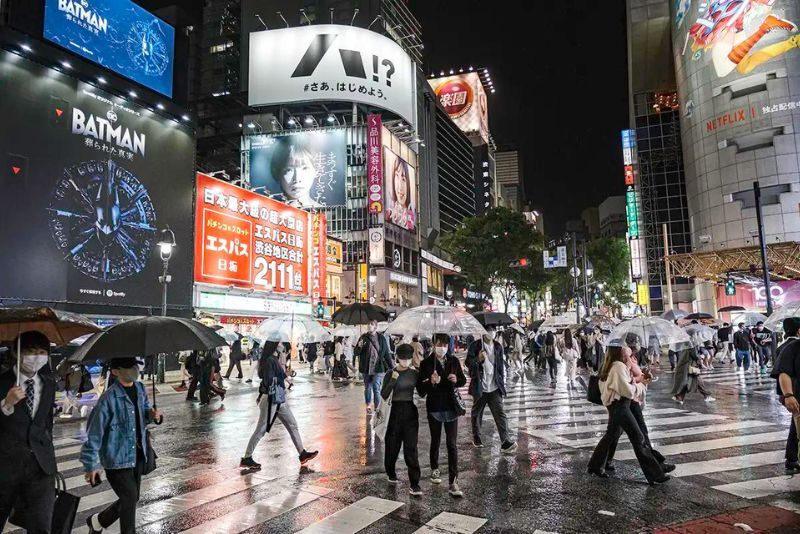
[718,306,746,313]
[530,319,545,330]
[331,303,389,325]
[68,317,227,407]
[0,307,100,385]
[684,312,714,320]
[471,311,515,327]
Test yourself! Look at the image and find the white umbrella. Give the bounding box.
[214,327,241,344]
[252,315,332,344]
[385,305,487,337]
[332,325,358,338]
[606,316,691,349]
[730,311,768,328]
[684,324,715,345]
[541,314,574,329]
[765,302,800,332]
[660,309,688,321]
[509,323,526,335]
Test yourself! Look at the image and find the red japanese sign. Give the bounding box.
[311,212,327,301]
[367,114,384,214]
[194,173,310,297]
[624,165,635,185]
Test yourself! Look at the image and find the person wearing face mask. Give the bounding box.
[240,342,318,470]
[418,334,467,497]
[466,328,517,454]
[82,358,163,534]
[380,344,423,496]
[357,320,393,414]
[0,331,56,533]
[733,322,753,371]
[753,321,774,374]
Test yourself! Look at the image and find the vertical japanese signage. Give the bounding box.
[621,129,636,165]
[194,174,310,297]
[626,187,640,238]
[369,227,385,265]
[367,114,384,213]
[311,213,327,301]
[358,263,369,301]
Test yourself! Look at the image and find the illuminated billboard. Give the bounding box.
[383,148,417,231]
[43,0,175,97]
[248,130,347,209]
[429,72,489,144]
[249,25,417,129]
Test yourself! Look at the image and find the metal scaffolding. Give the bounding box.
[665,242,800,282]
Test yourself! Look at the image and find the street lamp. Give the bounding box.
[156,227,176,383]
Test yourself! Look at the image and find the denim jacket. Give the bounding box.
[80,381,152,472]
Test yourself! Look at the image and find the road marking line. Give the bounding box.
[54,437,82,448]
[615,431,787,460]
[522,408,686,427]
[567,420,774,447]
[412,512,487,534]
[179,485,331,534]
[672,451,785,477]
[543,414,728,436]
[57,459,83,472]
[295,495,403,534]
[712,474,800,499]
[55,445,82,458]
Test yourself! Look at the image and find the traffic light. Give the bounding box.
[316,301,325,318]
[725,279,736,296]
[509,258,529,268]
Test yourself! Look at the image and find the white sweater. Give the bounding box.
[600,361,646,407]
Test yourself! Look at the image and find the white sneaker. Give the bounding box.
[671,396,684,405]
[430,469,442,484]
[704,396,716,402]
[449,479,463,497]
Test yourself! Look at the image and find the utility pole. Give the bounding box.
[753,181,773,315]
[663,223,674,310]
[571,233,580,324]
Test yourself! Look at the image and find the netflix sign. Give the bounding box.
[195,174,326,298]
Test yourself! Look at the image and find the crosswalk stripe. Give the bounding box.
[55,445,82,458]
[412,512,487,534]
[58,459,83,472]
[93,472,278,534]
[76,465,215,513]
[542,414,727,436]
[614,431,787,460]
[54,437,82,448]
[179,485,331,534]
[672,450,785,477]
[702,376,772,385]
[522,408,686,427]
[771,499,800,515]
[712,474,800,499]
[295,495,403,534]
[567,420,774,448]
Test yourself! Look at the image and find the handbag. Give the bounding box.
[269,377,286,404]
[9,472,80,533]
[446,360,466,416]
[373,393,391,441]
[688,365,701,376]
[587,373,602,405]
[78,366,94,393]
[142,429,158,475]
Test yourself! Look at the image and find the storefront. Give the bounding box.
[421,250,461,306]
[326,237,344,316]
[376,270,421,311]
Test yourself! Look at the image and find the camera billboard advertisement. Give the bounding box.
[194,173,313,298]
[0,54,194,309]
[43,0,175,97]
[383,148,417,231]
[248,130,347,208]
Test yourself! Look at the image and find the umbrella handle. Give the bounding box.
[16,336,21,387]
[151,373,157,410]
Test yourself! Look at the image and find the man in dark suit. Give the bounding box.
[0,331,57,533]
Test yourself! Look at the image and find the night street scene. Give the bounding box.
[3,1,800,534]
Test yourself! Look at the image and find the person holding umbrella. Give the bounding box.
[82,357,163,534]
[357,320,394,414]
[0,331,57,533]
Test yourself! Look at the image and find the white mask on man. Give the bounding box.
[19,353,49,376]
[435,346,447,357]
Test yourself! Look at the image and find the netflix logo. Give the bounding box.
[706,106,756,133]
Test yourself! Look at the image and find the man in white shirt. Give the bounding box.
[0,331,57,533]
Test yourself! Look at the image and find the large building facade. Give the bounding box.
[494,147,524,212]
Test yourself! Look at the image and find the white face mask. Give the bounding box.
[116,367,139,383]
[435,346,447,357]
[19,353,48,376]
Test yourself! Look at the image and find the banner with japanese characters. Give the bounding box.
[0,56,194,310]
[428,72,489,144]
[249,25,417,130]
[367,114,384,214]
[194,173,311,298]
[248,130,347,208]
[311,213,327,302]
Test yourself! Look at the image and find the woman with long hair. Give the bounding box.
[388,156,415,229]
[559,329,580,386]
[587,346,669,485]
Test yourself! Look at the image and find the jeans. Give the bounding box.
[471,390,510,443]
[384,401,420,484]
[755,345,772,368]
[605,401,665,466]
[245,396,304,457]
[324,354,332,372]
[363,373,384,408]
[587,399,664,482]
[428,415,458,483]
[546,356,558,381]
[98,459,144,534]
[735,349,751,371]
[0,453,55,534]
[668,350,677,370]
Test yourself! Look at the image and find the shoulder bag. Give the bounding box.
[447,359,467,416]
[586,372,602,405]
[373,393,391,441]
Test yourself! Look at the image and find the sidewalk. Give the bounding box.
[654,505,800,533]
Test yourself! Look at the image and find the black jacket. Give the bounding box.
[417,353,467,412]
[356,333,393,376]
[465,339,506,398]
[0,367,57,475]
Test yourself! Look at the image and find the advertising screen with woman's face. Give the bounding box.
[383,148,417,231]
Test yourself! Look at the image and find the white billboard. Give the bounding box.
[249,25,417,130]
[369,227,385,266]
[429,72,489,144]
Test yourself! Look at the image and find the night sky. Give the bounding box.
[410,0,630,235]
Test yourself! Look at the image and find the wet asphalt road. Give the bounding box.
[42,359,800,533]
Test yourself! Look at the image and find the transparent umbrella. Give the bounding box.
[660,309,688,321]
[764,302,800,332]
[332,325,358,338]
[385,305,487,338]
[684,324,716,345]
[606,316,692,349]
[252,315,332,344]
[730,311,768,328]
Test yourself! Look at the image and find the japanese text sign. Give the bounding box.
[311,212,328,301]
[367,114,384,214]
[194,173,310,297]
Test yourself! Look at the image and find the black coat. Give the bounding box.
[356,333,393,376]
[0,367,57,475]
[465,339,506,398]
[417,353,467,412]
